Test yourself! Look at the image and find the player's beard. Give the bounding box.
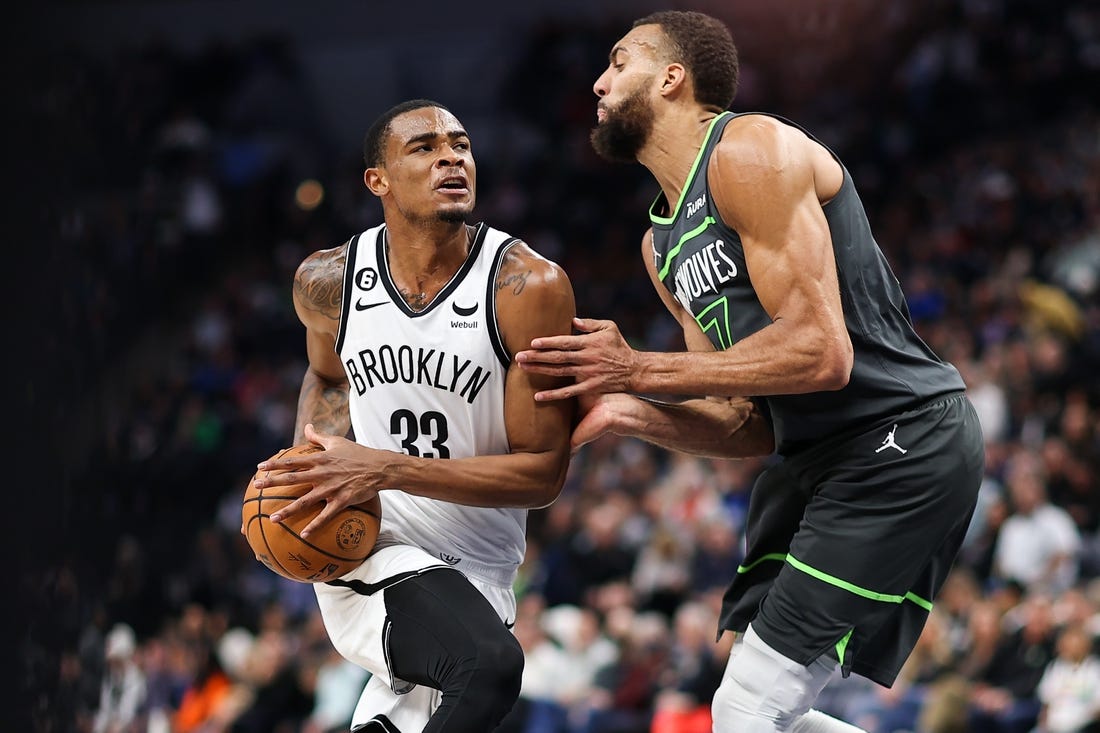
[590,82,655,163]
[403,202,472,228]
[435,208,469,223]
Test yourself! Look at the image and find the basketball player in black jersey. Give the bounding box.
[517,11,983,733]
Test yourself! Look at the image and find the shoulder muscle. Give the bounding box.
[293,243,347,331]
[708,115,816,239]
[495,242,575,353]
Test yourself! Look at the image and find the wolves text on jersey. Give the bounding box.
[671,238,739,311]
[345,345,494,405]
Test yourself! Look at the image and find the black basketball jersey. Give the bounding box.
[649,112,965,454]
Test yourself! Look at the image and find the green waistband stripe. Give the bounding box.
[658,215,716,281]
[734,553,934,611]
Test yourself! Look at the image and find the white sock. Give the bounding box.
[789,709,867,732]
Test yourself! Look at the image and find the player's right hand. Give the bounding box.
[254,423,383,537]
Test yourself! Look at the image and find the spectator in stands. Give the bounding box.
[969,595,1059,733]
[651,601,729,733]
[1036,623,1100,733]
[994,451,1082,596]
[92,624,147,733]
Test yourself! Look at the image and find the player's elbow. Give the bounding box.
[306,365,349,390]
[816,350,852,391]
[529,484,564,509]
[527,461,569,509]
[785,318,851,392]
[812,332,853,391]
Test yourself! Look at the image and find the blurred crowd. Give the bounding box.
[30,1,1100,732]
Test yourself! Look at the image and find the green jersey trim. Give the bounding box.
[657,215,715,282]
[649,111,733,226]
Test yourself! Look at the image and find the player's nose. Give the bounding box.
[593,70,610,97]
[437,146,465,166]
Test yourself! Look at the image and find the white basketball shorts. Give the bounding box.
[313,543,517,732]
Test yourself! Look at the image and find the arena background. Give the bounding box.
[16,0,1100,731]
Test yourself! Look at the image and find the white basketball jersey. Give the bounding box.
[335,222,525,581]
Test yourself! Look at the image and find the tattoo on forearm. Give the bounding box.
[294,254,344,319]
[297,376,350,442]
[495,270,531,295]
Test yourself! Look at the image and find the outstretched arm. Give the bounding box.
[260,243,576,536]
[564,229,774,458]
[516,116,853,401]
[575,392,773,458]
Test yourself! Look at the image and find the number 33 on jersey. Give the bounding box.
[335,222,514,463]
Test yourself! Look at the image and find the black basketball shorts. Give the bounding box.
[718,392,984,687]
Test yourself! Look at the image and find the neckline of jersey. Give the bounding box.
[648,111,733,227]
[378,221,487,319]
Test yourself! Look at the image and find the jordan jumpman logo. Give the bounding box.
[875,424,908,454]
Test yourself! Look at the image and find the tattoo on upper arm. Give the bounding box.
[495,270,531,295]
[295,254,344,319]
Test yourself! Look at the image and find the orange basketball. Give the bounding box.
[242,443,381,583]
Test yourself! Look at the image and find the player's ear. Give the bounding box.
[660,63,687,98]
[364,167,388,197]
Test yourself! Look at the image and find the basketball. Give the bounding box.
[242,443,381,583]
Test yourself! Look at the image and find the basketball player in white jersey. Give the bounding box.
[252,99,576,732]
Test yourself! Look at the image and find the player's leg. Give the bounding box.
[718,461,807,636]
[384,567,523,733]
[352,674,441,732]
[713,461,862,731]
[314,544,521,732]
[714,395,981,732]
[789,710,867,732]
[712,625,865,732]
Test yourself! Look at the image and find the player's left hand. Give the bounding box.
[515,317,639,401]
[253,423,384,537]
[569,392,626,452]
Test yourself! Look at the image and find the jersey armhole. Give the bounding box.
[485,238,520,369]
[334,233,362,355]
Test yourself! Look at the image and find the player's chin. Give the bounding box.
[434,202,475,223]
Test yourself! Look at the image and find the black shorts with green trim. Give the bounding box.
[718,392,984,687]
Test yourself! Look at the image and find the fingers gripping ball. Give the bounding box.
[242,444,381,583]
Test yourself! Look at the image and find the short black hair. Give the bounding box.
[362,99,451,168]
[633,11,738,111]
